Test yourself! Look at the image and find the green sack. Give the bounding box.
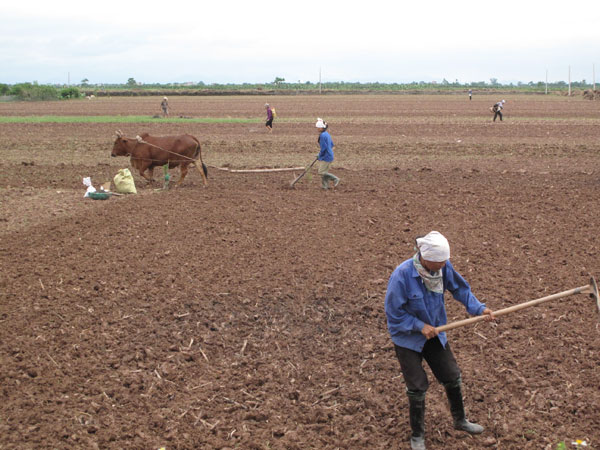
[88,192,110,200]
[113,168,137,194]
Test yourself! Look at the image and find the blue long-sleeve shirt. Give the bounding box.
[318,131,334,162]
[384,258,486,352]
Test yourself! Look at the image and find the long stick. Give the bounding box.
[211,166,306,173]
[290,158,318,187]
[436,284,592,333]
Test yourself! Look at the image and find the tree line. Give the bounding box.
[0,82,81,101]
[1,78,596,101]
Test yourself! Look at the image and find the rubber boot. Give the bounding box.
[407,391,426,450]
[444,379,484,434]
[321,175,329,190]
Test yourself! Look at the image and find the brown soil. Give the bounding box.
[1,95,599,449]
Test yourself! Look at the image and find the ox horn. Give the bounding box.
[136,135,143,143]
[116,129,123,138]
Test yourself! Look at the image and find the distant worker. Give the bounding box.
[490,99,505,122]
[265,103,274,133]
[161,97,169,117]
[468,89,472,101]
[316,118,340,190]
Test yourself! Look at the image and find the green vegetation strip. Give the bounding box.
[0,116,261,124]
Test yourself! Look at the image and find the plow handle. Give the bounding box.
[436,284,591,333]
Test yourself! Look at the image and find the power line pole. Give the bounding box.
[545,69,548,94]
[568,65,571,96]
[593,63,596,91]
[319,67,322,95]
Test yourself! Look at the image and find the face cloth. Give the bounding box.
[413,231,450,293]
[413,253,444,294]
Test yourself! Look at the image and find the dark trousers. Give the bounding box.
[493,111,503,121]
[394,338,461,393]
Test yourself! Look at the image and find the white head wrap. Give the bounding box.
[501,99,505,103]
[163,96,168,100]
[416,231,450,262]
[315,118,326,128]
[265,103,270,107]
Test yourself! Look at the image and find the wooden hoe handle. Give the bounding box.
[290,158,318,187]
[436,280,597,333]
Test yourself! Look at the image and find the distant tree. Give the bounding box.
[490,78,498,85]
[126,77,137,86]
[81,78,89,86]
[60,87,81,99]
[10,83,58,100]
[273,77,285,85]
[0,83,9,95]
[10,84,26,97]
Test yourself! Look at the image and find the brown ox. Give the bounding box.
[111,131,208,186]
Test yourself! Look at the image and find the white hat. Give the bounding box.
[265,103,269,107]
[416,231,450,262]
[315,118,326,128]
[163,96,168,100]
[501,99,506,103]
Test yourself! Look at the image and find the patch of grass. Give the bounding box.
[0,116,261,124]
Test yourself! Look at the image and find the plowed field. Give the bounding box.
[1,95,599,449]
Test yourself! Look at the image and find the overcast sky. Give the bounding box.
[2,0,599,85]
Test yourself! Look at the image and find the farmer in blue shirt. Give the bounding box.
[385,231,495,450]
[315,118,340,189]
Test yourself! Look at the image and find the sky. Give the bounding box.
[2,0,599,85]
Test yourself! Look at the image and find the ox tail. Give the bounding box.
[191,137,208,185]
